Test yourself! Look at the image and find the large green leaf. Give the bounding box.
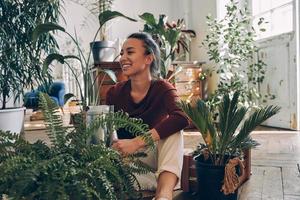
[139,13,156,26]
[98,10,137,27]
[42,54,81,74]
[32,22,65,44]
[42,53,65,74]
[231,105,280,149]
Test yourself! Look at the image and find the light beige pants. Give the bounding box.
[135,131,184,190]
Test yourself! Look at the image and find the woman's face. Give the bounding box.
[119,38,152,77]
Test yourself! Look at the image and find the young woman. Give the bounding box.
[106,32,189,200]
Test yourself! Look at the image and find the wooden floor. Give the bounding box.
[24,111,300,200]
[175,128,300,200]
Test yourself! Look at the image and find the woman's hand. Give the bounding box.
[112,137,145,155]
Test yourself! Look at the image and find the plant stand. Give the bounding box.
[181,149,251,193]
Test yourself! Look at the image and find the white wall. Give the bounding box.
[111,0,216,60]
[189,0,218,93]
[111,0,173,43]
[296,0,300,129]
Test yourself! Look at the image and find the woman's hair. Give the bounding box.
[127,32,161,79]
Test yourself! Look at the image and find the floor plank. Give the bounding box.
[239,166,283,200]
[282,167,300,196]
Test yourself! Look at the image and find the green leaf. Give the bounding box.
[32,22,65,44]
[99,10,137,27]
[139,12,156,26]
[259,28,266,32]
[64,93,75,104]
[63,55,81,62]
[42,53,64,74]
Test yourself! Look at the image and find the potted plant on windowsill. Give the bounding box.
[0,0,60,133]
[179,91,280,200]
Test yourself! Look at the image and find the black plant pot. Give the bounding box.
[194,154,238,200]
[90,41,117,64]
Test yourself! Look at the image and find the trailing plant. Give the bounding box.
[0,0,60,109]
[0,93,155,199]
[32,10,136,110]
[139,12,196,79]
[179,91,280,166]
[203,0,272,109]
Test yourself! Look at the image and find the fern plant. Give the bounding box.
[0,93,154,199]
[179,91,280,166]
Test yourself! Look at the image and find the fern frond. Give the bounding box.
[38,93,67,149]
[86,111,154,149]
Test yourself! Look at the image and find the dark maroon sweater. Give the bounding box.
[106,79,189,139]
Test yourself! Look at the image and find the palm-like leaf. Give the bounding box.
[179,91,280,165]
[32,22,65,44]
[99,10,137,27]
[230,105,280,150]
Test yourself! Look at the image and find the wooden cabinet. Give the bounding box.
[172,61,207,102]
[93,62,127,104]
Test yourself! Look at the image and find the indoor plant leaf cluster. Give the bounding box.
[0,0,60,109]
[203,0,271,109]
[0,93,155,199]
[32,10,136,110]
[139,12,196,79]
[179,91,280,166]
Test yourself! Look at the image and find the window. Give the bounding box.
[251,0,294,40]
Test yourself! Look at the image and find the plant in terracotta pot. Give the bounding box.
[179,91,280,200]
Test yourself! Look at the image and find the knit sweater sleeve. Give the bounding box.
[153,86,190,139]
[105,86,114,105]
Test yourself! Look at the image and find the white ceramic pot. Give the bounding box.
[0,107,25,134]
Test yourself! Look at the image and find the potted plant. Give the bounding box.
[32,10,136,111]
[0,0,60,133]
[0,93,155,199]
[178,91,280,200]
[90,0,116,63]
[139,12,196,79]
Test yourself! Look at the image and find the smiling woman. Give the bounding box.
[106,32,190,200]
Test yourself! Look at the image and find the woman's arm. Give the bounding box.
[111,128,160,155]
